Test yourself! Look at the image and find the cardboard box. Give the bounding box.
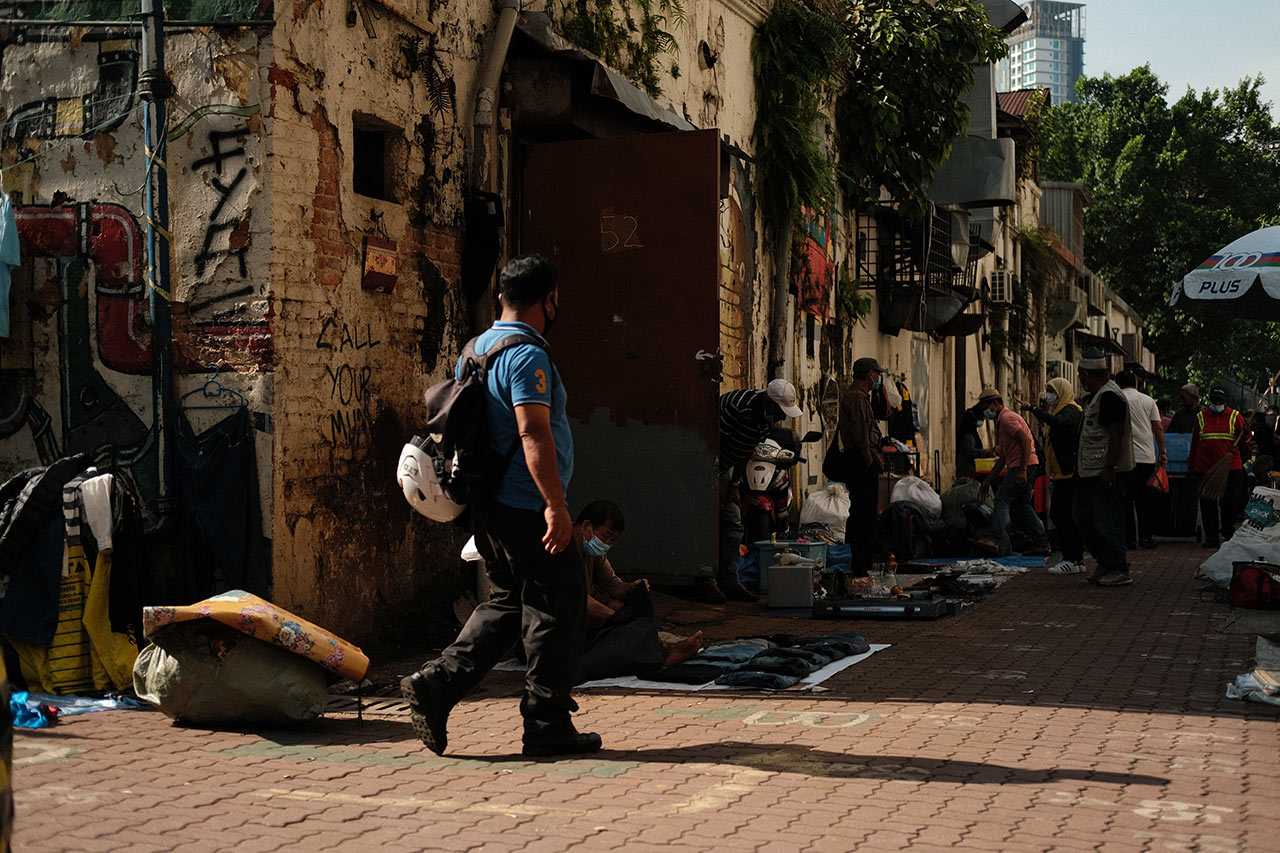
[878,473,905,512]
[767,564,814,608]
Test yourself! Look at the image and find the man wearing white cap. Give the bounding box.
[716,379,804,602]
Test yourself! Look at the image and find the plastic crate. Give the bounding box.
[752,541,827,592]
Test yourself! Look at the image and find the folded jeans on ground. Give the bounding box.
[713,670,802,690]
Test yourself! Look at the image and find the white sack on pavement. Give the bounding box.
[800,483,850,542]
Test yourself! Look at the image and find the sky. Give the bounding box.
[1082,0,1280,111]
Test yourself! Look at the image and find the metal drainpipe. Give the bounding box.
[140,0,177,523]
[471,0,521,192]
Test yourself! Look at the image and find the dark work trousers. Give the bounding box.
[1200,469,1246,545]
[1049,477,1085,563]
[1123,462,1157,545]
[1073,476,1129,574]
[429,501,587,736]
[844,461,881,576]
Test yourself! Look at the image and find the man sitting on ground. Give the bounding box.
[575,500,704,679]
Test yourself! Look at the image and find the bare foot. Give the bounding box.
[661,631,704,667]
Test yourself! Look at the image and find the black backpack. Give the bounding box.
[420,333,550,508]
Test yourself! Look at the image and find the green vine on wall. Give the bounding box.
[751,0,846,241]
[555,0,685,97]
[836,265,873,325]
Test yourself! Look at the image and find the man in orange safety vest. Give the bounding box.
[1189,387,1250,548]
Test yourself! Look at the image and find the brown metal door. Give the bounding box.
[521,129,721,585]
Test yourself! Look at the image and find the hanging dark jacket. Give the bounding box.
[0,453,92,570]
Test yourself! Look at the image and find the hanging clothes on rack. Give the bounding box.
[176,406,269,602]
[0,191,19,339]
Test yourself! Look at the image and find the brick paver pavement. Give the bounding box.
[11,539,1280,851]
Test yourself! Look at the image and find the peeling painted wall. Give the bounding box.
[0,2,482,642]
[0,27,275,521]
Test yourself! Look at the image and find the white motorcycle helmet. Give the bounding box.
[397,439,466,522]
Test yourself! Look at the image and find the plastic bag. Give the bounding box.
[133,621,329,725]
[1198,538,1280,588]
[1235,487,1280,544]
[1147,464,1169,493]
[800,483,851,542]
[890,475,943,526]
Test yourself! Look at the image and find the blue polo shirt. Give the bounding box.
[459,321,573,511]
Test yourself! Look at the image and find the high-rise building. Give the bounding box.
[995,1,1086,105]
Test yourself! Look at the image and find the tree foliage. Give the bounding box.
[836,0,1008,216]
[751,0,1007,235]
[1040,67,1280,390]
[751,0,847,239]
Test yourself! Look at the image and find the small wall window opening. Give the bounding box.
[352,112,405,203]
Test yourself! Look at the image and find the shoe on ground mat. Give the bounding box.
[522,731,603,757]
[1096,570,1133,587]
[1048,560,1085,575]
[401,671,450,756]
[1022,545,1053,557]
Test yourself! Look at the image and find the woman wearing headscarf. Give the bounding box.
[1021,377,1085,574]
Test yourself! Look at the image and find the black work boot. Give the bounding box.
[522,728,603,758]
[401,669,452,756]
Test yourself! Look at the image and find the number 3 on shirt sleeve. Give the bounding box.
[534,369,548,394]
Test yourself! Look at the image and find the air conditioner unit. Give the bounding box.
[1087,276,1106,315]
[990,270,1012,303]
[1046,360,1072,380]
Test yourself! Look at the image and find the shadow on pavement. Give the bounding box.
[453,741,1170,786]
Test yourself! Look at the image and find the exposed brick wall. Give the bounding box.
[263,1,474,641]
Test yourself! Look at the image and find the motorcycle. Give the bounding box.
[741,428,824,544]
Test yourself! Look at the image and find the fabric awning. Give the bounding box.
[1124,361,1158,380]
[980,0,1030,33]
[1075,331,1128,356]
[516,12,697,133]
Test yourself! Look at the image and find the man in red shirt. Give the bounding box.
[1190,387,1250,548]
[973,387,1051,555]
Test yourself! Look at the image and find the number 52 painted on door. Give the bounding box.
[600,209,643,253]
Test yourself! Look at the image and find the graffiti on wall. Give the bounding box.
[0,30,273,504]
[315,317,382,453]
[0,204,157,493]
[178,108,272,366]
[795,206,836,321]
[1,46,138,159]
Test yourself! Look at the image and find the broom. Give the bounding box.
[1200,428,1246,502]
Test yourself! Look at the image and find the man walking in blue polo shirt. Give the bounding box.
[402,254,600,758]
